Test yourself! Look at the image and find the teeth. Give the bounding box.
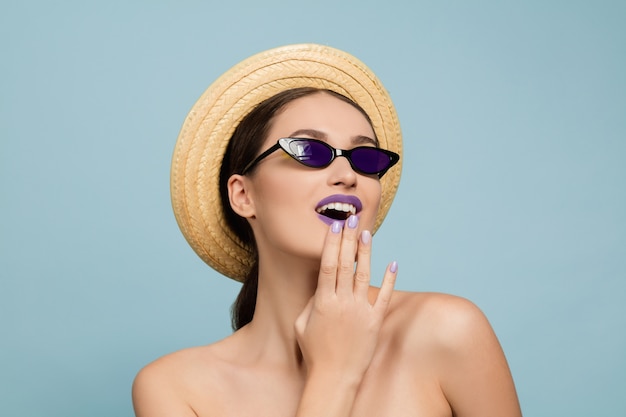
[316,202,357,215]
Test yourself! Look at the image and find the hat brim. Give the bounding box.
[171,44,402,282]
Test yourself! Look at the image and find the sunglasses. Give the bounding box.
[241,138,400,178]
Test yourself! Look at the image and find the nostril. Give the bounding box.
[334,180,357,188]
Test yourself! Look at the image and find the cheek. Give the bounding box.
[252,172,313,218]
[363,182,383,229]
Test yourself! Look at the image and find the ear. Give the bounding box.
[227,174,256,218]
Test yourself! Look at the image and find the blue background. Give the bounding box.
[1,1,624,416]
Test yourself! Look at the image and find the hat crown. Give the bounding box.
[171,44,402,281]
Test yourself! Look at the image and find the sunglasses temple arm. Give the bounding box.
[241,143,282,174]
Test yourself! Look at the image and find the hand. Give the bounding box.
[294,215,398,381]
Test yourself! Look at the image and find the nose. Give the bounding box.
[327,155,357,188]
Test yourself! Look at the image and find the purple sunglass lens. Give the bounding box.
[350,148,391,173]
[287,140,333,167]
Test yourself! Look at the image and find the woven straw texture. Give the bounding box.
[171,44,402,282]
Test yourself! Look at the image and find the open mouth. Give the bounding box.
[316,202,357,220]
[315,194,363,225]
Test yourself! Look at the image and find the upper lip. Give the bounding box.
[315,194,363,214]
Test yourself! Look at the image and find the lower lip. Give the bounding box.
[317,213,343,227]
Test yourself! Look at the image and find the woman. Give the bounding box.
[133,44,522,417]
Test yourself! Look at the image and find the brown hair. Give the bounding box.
[219,87,374,330]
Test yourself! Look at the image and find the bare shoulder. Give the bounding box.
[132,338,236,417]
[377,289,510,378]
[393,290,509,348]
[380,290,521,416]
[386,290,493,348]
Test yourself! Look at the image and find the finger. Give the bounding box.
[335,215,360,297]
[317,220,342,296]
[373,261,398,317]
[353,230,372,300]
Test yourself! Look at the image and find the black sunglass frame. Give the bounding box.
[241,138,400,178]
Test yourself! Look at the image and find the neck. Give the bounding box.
[242,253,319,370]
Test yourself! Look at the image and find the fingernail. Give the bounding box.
[361,230,371,244]
[390,261,398,273]
[331,221,342,233]
[347,215,358,229]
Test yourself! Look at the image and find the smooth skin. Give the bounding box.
[132,93,522,417]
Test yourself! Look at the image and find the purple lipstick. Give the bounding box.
[315,194,363,226]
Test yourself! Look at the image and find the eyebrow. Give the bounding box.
[288,128,379,147]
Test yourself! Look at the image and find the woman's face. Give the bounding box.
[245,92,382,262]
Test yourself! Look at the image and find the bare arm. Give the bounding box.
[294,216,397,417]
[435,298,522,417]
[132,361,198,417]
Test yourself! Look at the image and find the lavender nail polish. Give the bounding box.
[331,221,342,233]
[347,215,358,229]
[390,261,398,273]
[361,230,371,244]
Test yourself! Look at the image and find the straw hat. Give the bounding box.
[171,43,402,282]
